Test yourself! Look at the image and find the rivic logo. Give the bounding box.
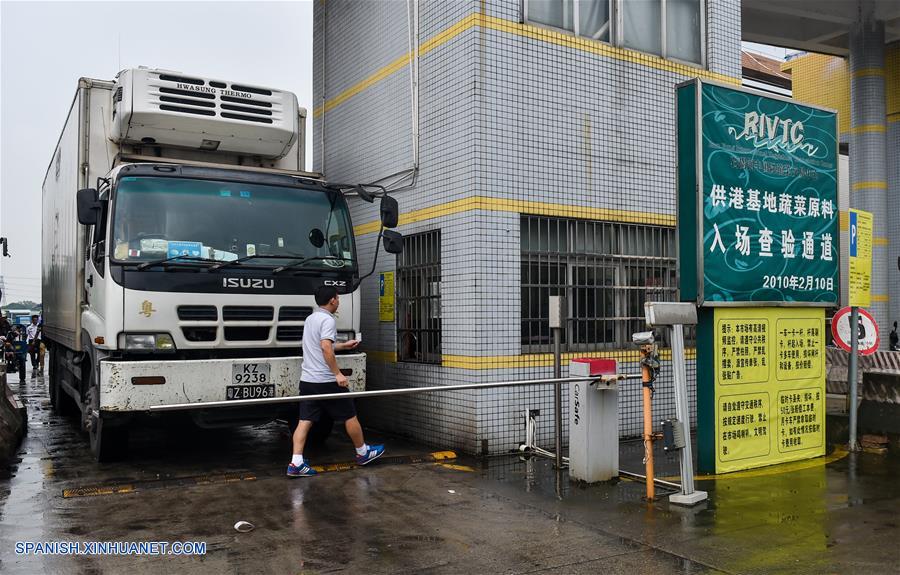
[728,112,819,157]
[222,278,275,289]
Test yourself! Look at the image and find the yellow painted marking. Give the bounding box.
[660,448,849,482]
[873,237,889,246]
[839,211,848,232]
[851,181,888,191]
[63,485,136,498]
[850,124,886,134]
[436,463,476,472]
[366,349,397,363]
[430,450,459,461]
[311,451,458,474]
[355,195,674,236]
[852,67,885,78]
[317,13,738,118]
[872,294,889,303]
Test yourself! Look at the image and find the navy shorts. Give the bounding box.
[298,380,357,423]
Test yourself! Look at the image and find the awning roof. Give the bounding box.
[742,0,900,57]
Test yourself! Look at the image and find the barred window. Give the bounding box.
[397,230,442,364]
[525,0,704,65]
[520,215,676,352]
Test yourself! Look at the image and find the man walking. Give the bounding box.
[26,315,40,378]
[287,285,384,477]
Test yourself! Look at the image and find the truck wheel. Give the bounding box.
[49,345,76,416]
[84,361,128,462]
[285,413,333,445]
[308,415,334,445]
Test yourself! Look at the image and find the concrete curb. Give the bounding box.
[0,368,27,462]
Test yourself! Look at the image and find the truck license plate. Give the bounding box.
[226,384,275,400]
[231,363,270,385]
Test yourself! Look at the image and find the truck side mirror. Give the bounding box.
[380,195,399,229]
[383,229,403,254]
[77,188,100,225]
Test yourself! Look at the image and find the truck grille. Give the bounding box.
[224,326,270,341]
[278,307,313,321]
[276,326,304,341]
[177,305,217,321]
[222,306,273,321]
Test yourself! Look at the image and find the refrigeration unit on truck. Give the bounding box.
[42,68,401,460]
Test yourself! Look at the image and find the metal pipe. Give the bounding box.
[149,376,598,413]
[671,324,695,495]
[848,306,860,451]
[553,326,563,470]
[641,344,656,501]
[618,469,681,490]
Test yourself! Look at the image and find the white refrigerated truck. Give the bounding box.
[42,68,400,460]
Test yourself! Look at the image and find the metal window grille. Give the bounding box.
[397,230,442,364]
[521,215,678,353]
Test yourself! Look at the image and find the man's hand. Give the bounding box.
[335,340,360,351]
[336,372,349,388]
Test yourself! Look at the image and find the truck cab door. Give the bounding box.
[84,193,109,328]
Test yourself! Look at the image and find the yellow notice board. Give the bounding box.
[379,272,395,322]
[714,307,825,473]
[848,209,873,307]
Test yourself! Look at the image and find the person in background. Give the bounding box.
[26,315,40,378]
[890,321,899,352]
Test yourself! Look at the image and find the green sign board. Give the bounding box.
[677,80,839,306]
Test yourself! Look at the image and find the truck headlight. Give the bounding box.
[335,330,356,343]
[118,333,176,351]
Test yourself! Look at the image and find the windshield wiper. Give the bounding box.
[272,256,352,274]
[134,256,219,271]
[207,254,300,272]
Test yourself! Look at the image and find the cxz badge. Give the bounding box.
[323,280,346,287]
[140,300,157,318]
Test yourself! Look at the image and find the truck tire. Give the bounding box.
[48,344,76,416]
[84,359,128,462]
[286,413,334,445]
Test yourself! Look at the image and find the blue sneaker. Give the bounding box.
[356,444,385,466]
[286,462,317,477]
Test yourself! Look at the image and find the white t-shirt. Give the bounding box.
[26,324,40,343]
[300,308,338,383]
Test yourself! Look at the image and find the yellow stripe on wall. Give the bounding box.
[316,13,739,118]
[852,67,885,78]
[850,124,886,134]
[874,237,889,246]
[872,294,890,303]
[851,181,888,191]
[839,211,848,232]
[367,348,695,369]
[354,195,675,236]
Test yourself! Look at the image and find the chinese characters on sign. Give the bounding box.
[848,209,873,308]
[712,308,825,472]
[677,81,839,305]
[379,272,395,322]
[708,185,834,263]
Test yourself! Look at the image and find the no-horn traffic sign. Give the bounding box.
[831,306,880,355]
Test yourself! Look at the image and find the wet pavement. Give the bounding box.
[1,367,899,574]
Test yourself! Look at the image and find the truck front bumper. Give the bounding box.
[99,354,366,412]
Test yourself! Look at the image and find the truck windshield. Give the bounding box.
[111,176,355,270]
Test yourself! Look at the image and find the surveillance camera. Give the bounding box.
[632,331,655,345]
